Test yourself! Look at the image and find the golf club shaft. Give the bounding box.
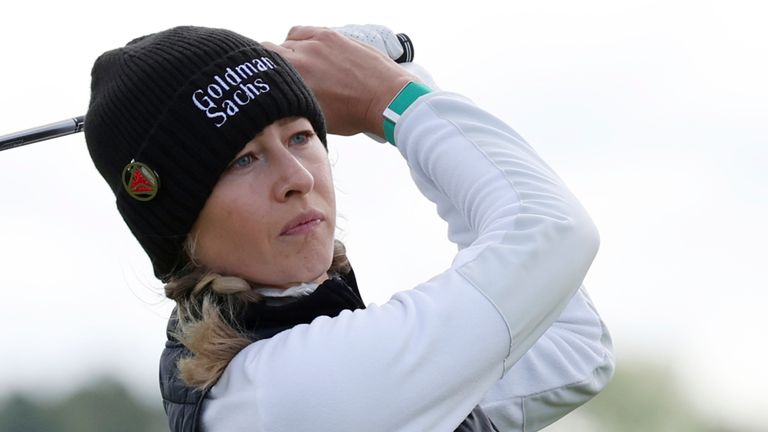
[0,116,84,152]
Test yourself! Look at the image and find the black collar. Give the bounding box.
[238,269,366,340]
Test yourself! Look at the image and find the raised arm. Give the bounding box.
[202,27,601,432]
[392,43,615,431]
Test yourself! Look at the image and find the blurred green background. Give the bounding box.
[1,360,760,431]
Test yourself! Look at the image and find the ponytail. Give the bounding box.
[164,239,350,390]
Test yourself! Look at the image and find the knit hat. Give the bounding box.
[85,26,326,282]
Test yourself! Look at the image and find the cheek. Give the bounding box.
[192,184,271,269]
[313,158,336,206]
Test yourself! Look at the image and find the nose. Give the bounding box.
[272,149,314,202]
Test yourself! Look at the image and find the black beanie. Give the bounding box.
[85,26,326,282]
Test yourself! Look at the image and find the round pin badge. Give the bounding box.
[122,162,159,201]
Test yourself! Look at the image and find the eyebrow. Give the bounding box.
[237,117,306,157]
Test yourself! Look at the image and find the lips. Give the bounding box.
[280,209,325,236]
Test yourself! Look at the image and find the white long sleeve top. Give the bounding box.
[201,90,612,431]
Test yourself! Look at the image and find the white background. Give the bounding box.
[0,0,766,429]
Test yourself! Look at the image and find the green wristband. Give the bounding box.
[383,81,433,145]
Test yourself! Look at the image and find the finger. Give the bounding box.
[279,40,301,50]
[261,41,294,57]
[285,25,325,41]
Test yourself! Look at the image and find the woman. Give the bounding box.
[84,25,613,431]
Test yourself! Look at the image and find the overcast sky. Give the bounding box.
[1,0,766,428]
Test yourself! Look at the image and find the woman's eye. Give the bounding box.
[229,154,255,170]
[290,131,313,146]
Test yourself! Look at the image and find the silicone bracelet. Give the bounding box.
[383,81,433,145]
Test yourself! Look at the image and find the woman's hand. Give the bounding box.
[263,26,418,137]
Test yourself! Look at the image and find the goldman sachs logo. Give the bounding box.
[192,56,276,127]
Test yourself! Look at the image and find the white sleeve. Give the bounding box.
[481,286,615,430]
[202,92,600,432]
[399,64,615,431]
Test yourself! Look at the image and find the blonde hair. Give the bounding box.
[164,239,350,390]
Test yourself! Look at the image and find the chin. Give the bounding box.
[302,256,334,282]
[274,248,334,287]
[307,247,335,280]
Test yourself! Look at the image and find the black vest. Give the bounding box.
[159,269,498,431]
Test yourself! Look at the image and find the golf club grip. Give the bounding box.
[394,33,414,63]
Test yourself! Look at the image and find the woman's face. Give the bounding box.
[190,117,336,288]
